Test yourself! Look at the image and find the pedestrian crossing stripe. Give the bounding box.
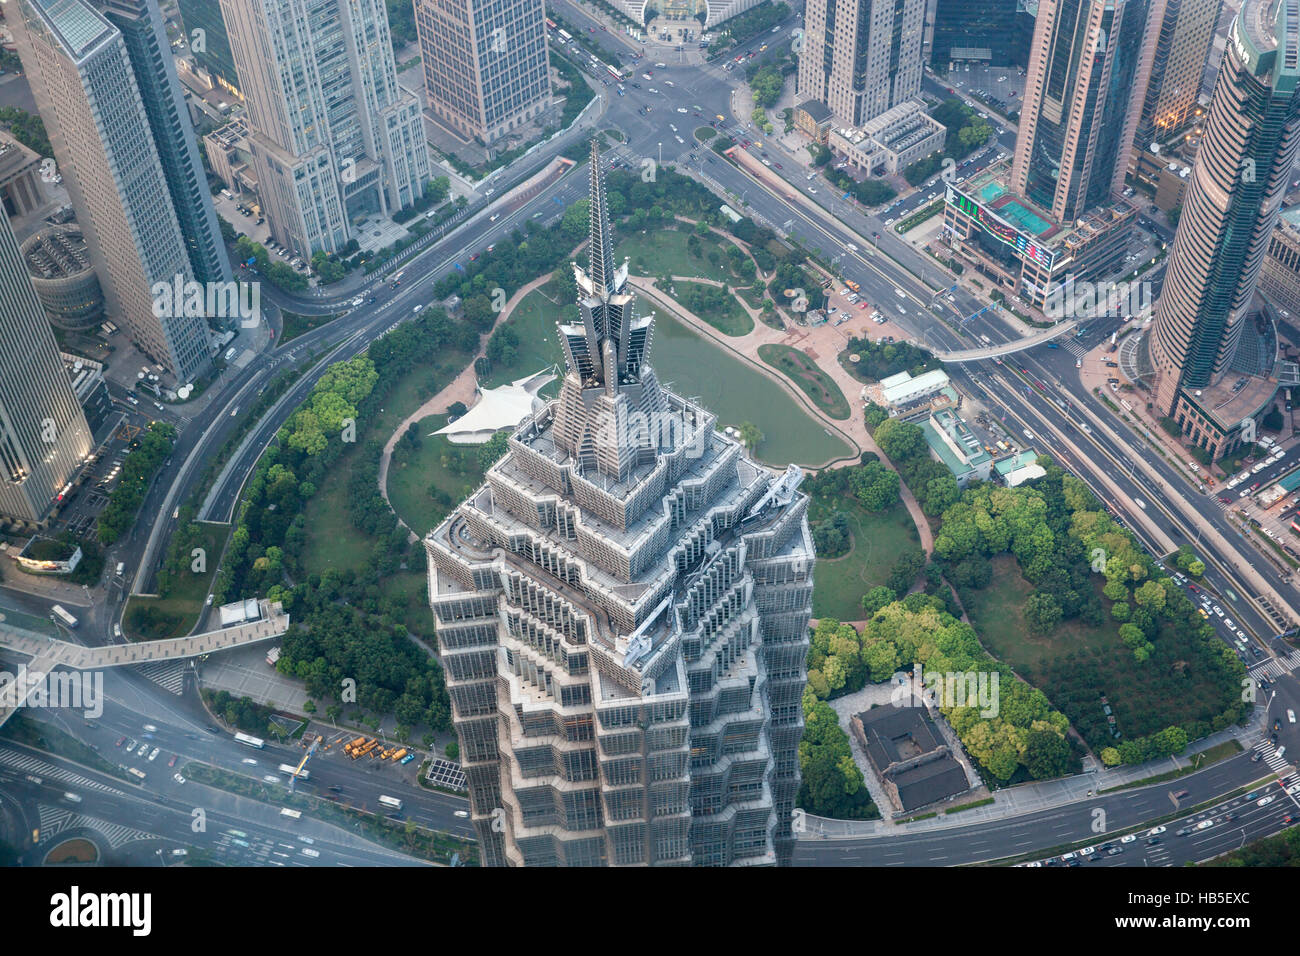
[0,747,125,795]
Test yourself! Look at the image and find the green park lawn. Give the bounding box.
[671,279,753,336]
[758,343,850,420]
[280,310,343,344]
[124,522,230,640]
[810,496,920,620]
[386,413,488,538]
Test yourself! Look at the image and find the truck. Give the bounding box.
[845,280,861,293]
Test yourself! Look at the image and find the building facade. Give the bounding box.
[1126,0,1220,164]
[415,0,551,151]
[1145,0,1300,452]
[0,129,45,219]
[0,207,93,527]
[1260,207,1300,315]
[930,0,1019,67]
[101,0,232,288]
[11,0,212,381]
[1012,0,1154,222]
[426,141,813,867]
[828,99,946,175]
[176,0,241,95]
[799,0,926,126]
[219,0,431,256]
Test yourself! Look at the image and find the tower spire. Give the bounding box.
[587,136,615,295]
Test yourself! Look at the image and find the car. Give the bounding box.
[1252,750,1263,762]
[470,253,479,261]
[1258,796,1274,806]
[1106,846,1123,855]
[1290,709,1297,723]
[677,107,688,113]
[1175,827,1192,836]
[136,741,150,755]
[1285,815,1295,824]
[1079,846,1095,856]
[147,747,160,761]
[167,754,177,768]
[1120,834,1137,844]
[648,88,658,94]
[1212,605,1223,616]
[172,773,185,784]
[454,810,470,818]
[486,245,495,253]
[1145,837,1161,847]
[1060,851,1077,861]
[1172,789,1190,799]
[242,757,258,765]
[1194,819,1214,831]
[1023,429,1035,441]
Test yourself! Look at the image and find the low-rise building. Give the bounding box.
[861,368,953,418]
[828,101,946,176]
[203,119,250,193]
[794,100,834,145]
[1260,206,1300,316]
[920,407,992,487]
[994,450,1045,487]
[0,129,44,219]
[941,160,1137,312]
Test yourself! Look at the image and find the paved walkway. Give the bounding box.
[801,710,1272,841]
[376,274,554,540]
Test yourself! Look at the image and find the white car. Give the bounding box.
[1148,826,1166,836]
[1213,606,1223,616]
[1290,709,1297,723]
[148,748,160,762]
[1196,819,1213,830]
[242,758,258,765]
[454,810,470,818]
[137,742,150,755]
[1078,846,1095,856]
[1119,834,1137,844]
[1259,795,1275,806]
[676,107,687,113]
[173,773,185,784]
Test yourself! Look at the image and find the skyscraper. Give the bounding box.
[415,0,551,152]
[176,0,241,95]
[1145,0,1300,453]
[100,0,232,288]
[0,205,92,527]
[1124,0,1220,165]
[426,141,814,867]
[219,0,432,257]
[931,0,1019,68]
[1011,0,1153,221]
[799,0,926,126]
[11,0,212,381]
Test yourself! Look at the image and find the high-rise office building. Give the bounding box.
[415,0,551,151]
[1144,0,1300,455]
[1125,0,1220,164]
[219,0,432,256]
[176,0,241,95]
[799,0,927,126]
[1011,0,1154,221]
[931,0,1019,67]
[101,0,232,288]
[426,141,814,867]
[11,0,212,381]
[0,206,93,527]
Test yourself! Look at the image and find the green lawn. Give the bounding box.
[615,228,749,285]
[479,289,565,391]
[695,127,716,141]
[386,413,488,538]
[281,310,343,344]
[963,556,1125,672]
[124,522,230,639]
[758,343,850,420]
[810,496,920,620]
[672,279,754,336]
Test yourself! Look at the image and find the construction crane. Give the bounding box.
[287,737,319,793]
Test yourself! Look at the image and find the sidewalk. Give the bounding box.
[802,711,1271,841]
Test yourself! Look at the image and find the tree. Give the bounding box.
[1023,728,1072,779]
[862,585,896,615]
[1023,591,1063,635]
[874,418,927,461]
[887,548,926,595]
[463,293,496,331]
[445,741,460,760]
[738,421,763,454]
[560,199,591,241]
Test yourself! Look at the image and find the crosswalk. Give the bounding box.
[37,806,153,850]
[1252,739,1294,775]
[1063,338,1088,358]
[1249,648,1300,681]
[0,746,126,796]
[134,660,187,695]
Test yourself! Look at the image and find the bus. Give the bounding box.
[390,269,405,287]
[545,17,556,30]
[1290,521,1300,536]
[606,64,623,81]
[280,808,302,820]
[126,767,146,781]
[278,763,309,781]
[234,732,265,749]
[557,28,573,43]
[378,795,403,811]
[51,605,78,628]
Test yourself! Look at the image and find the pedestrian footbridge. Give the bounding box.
[0,600,289,728]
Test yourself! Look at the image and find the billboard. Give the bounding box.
[946,185,1055,271]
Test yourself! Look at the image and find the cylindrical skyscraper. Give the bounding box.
[1146,0,1300,441]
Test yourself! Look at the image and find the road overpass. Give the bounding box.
[0,600,289,728]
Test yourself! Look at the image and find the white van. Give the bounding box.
[116,562,125,576]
